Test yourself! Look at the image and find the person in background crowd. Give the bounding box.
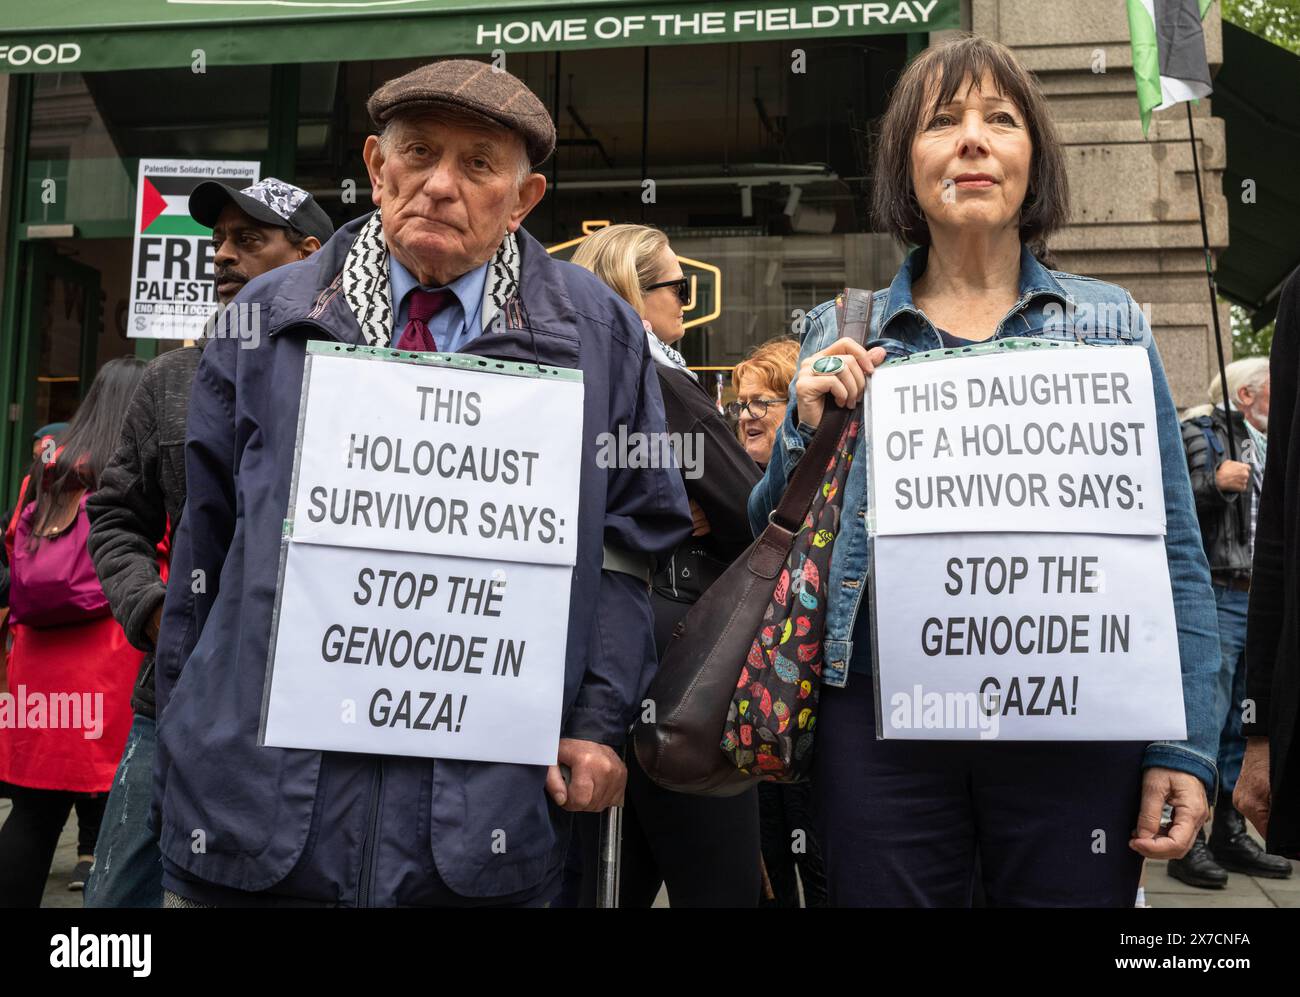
[1172,358,1292,888]
[0,425,69,805]
[30,424,67,465]
[0,425,71,621]
[726,337,827,908]
[0,358,148,907]
[729,339,799,469]
[1237,267,1300,866]
[750,35,1220,907]
[82,179,332,909]
[569,224,762,907]
[16,426,115,893]
[149,60,690,908]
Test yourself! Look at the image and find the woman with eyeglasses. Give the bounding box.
[570,223,763,908]
[725,336,829,907]
[728,338,801,468]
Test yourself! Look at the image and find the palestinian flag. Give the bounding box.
[137,174,210,236]
[1126,0,1214,135]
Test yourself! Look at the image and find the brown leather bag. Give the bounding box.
[633,288,874,796]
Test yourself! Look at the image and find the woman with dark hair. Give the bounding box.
[0,357,150,905]
[750,35,1221,907]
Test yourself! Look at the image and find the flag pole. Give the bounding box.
[1185,101,1238,462]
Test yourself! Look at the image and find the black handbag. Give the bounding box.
[632,289,873,796]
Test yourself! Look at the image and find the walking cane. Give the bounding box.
[595,743,627,909]
[596,795,623,909]
[560,760,623,908]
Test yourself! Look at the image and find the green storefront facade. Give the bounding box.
[0,1,956,494]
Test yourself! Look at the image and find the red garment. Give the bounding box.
[0,477,161,793]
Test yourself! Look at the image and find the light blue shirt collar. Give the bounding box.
[388,254,488,352]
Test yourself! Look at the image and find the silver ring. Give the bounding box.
[812,355,845,375]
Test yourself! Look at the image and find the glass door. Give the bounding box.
[7,243,102,490]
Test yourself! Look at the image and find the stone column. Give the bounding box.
[965,0,1230,407]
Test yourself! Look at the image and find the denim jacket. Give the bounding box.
[749,245,1222,795]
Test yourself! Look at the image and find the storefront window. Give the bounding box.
[18,65,274,429]
[11,39,912,443]
[295,38,908,373]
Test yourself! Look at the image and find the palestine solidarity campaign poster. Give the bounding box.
[129,159,259,339]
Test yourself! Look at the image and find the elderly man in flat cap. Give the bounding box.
[149,61,692,907]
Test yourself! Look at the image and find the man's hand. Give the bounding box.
[545,738,626,812]
[1216,459,1251,493]
[1129,767,1209,859]
[1234,737,1271,838]
[146,604,163,645]
[689,499,710,537]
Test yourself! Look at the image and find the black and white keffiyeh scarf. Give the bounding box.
[342,211,520,346]
[644,321,698,382]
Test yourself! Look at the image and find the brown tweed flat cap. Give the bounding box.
[367,59,556,167]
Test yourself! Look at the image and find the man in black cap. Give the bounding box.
[150,60,690,907]
[188,176,336,306]
[82,179,331,908]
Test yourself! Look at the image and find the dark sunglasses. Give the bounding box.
[643,277,691,306]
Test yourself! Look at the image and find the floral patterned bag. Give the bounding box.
[721,414,860,780]
[633,289,872,798]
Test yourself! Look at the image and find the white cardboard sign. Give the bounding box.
[291,351,582,565]
[261,349,583,764]
[262,543,569,765]
[870,531,1186,741]
[868,346,1164,537]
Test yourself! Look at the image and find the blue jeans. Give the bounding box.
[1212,585,1250,794]
[84,714,163,908]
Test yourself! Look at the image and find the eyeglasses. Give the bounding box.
[724,397,787,420]
[643,277,691,305]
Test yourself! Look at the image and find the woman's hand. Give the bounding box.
[795,340,887,430]
[1128,767,1209,860]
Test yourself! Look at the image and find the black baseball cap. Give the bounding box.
[189,176,334,244]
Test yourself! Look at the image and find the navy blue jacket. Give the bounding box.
[152,214,692,904]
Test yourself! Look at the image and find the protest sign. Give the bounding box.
[290,348,582,564]
[868,344,1163,536]
[128,158,259,339]
[870,531,1186,741]
[261,544,569,765]
[261,345,583,764]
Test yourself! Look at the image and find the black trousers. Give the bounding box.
[566,590,762,907]
[814,675,1146,907]
[0,785,83,907]
[758,781,828,907]
[74,794,106,856]
[574,755,761,907]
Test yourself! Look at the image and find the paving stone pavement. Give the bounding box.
[1,796,1292,907]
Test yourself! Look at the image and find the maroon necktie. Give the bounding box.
[395,288,452,352]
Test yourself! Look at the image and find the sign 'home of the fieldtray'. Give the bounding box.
[259,345,583,766]
[866,341,1186,741]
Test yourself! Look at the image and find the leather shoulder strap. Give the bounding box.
[750,288,872,573]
